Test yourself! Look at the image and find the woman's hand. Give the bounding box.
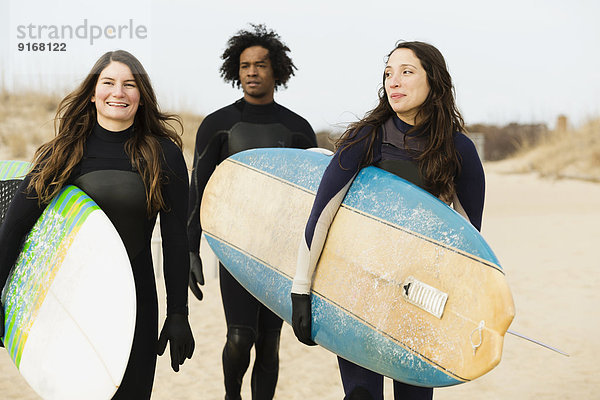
[157,313,195,372]
[291,293,316,346]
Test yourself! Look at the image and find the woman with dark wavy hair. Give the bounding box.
[291,41,485,399]
[0,50,194,398]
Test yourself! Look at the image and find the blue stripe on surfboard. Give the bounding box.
[56,186,80,215]
[205,234,465,388]
[229,148,499,267]
[56,187,95,225]
[1,186,100,365]
[0,161,31,181]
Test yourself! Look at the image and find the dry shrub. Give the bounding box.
[174,111,205,168]
[0,92,58,160]
[467,122,548,161]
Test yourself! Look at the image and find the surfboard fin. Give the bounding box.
[507,329,570,357]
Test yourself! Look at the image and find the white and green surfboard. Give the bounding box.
[0,160,136,400]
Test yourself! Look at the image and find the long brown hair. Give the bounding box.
[29,50,183,215]
[337,41,464,202]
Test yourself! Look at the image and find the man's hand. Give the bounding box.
[188,252,204,301]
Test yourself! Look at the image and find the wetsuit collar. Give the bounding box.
[392,114,414,133]
[392,115,427,139]
[236,98,277,115]
[93,122,134,143]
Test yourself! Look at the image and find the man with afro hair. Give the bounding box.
[187,24,316,400]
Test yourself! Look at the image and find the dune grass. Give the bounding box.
[1,91,598,182]
[0,91,58,160]
[506,118,600,182]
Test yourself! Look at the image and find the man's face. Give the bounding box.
[239,46,276,104]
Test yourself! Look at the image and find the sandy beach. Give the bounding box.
[1,164,599,399]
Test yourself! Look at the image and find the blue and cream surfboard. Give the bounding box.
[0,161,136,399]
[200,148,515,388]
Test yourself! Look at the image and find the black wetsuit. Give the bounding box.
[0,123,190,399]
[292,115,485,400]
[188,98,316,399]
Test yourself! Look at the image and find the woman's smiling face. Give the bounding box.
[92,61,140,131]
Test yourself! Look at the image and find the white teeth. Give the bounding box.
[107,102,127,107]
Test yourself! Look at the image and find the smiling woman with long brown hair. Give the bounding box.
[0,50,194,399]
[28,50,183,215]
[291,41,485,400]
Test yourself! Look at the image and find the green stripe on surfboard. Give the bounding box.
[0,161,31,181]
[2,185,100,367]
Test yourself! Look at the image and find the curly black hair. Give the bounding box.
[220,23,296,90]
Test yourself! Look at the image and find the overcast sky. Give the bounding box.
[1,0,599,132]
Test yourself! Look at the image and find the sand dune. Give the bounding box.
[1,164,598,399]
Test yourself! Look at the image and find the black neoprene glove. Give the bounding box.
[188,251,204,301]
[157,313,195,372]
[291,293,317,346]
